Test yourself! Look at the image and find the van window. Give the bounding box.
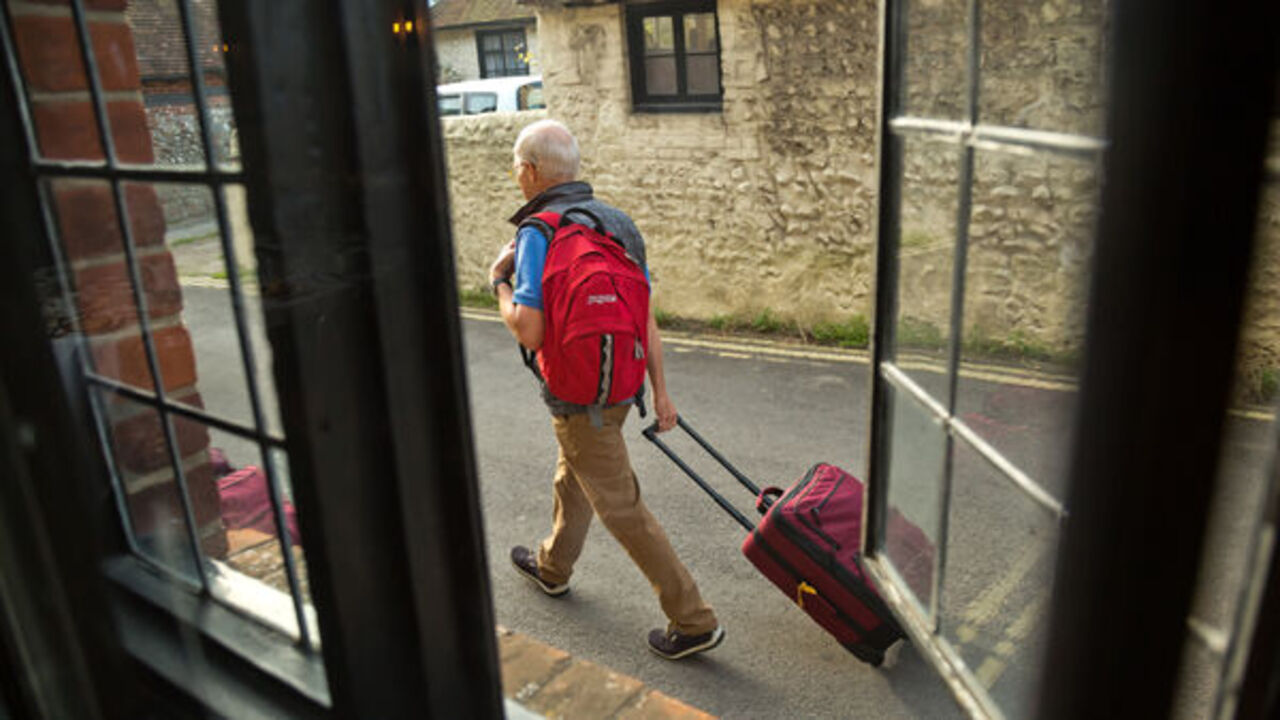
[519,82,545,110]
[438,94,462,116]
[465,92,498,114]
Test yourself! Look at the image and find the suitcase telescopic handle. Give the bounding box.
[641,416,776,533]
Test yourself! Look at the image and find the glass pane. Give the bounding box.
[644,15,675,53]
[644,56,678,96]
[96,390,206,581]
[482,32,503,52]
[137,182,258,431]
[940,439,1060,718]
[466,93,498,114]
[209,439,318,642]
[519,83,545,110]
[954,149,1099,497]
[882,380,945,612]
[684,13,717,52]
[902,0,968,119]
[438,94,462,116]
[685,54,720,96]
[890,135,963,399]
[48,178,166,395]
[979,0,1108,136]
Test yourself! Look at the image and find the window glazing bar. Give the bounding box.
[950,417,1067,518]
[35,182,145,562]
[862,555,1006,720]
[0,5,37,159]
[30,160,245,184]
[84,371,287,449]
[69,0,210,590]
[890,116,1107,156]
[176,0,311,650]
[882,363,1068,517]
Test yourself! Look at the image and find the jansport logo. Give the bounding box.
[587,294,618,305]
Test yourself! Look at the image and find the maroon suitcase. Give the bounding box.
[643,418,935,667]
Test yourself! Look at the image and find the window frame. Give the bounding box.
[0,0,503,716]
[625,0,724,113]
[475,27,529,79]
[863,0,1279,718]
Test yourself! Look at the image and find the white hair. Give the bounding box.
[513,119,580,182]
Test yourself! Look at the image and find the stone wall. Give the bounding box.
[144,93,237,228]
[442,0,1280,398]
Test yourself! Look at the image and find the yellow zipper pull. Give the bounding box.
[796,581,818,609]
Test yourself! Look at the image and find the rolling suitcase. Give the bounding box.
[642,417,934,667]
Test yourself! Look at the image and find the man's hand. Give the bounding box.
[654,390,677,433]
[490,239,516,281]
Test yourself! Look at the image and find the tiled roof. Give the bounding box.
[126,0,224,80]
[431,0,534,30]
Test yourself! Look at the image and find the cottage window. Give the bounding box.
[625,0,722,112]
[476,28,530,78]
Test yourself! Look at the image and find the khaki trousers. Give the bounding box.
[536,404,718,636]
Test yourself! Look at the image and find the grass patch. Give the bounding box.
[1261,368,1279,403]
[170,231,218,248]
[459,287,499,310]
[750,309,784,334]
[897,316,946,350]
[812,315,870,348]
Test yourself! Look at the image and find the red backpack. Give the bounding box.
[521,208,649,409]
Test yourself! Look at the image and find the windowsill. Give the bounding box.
[632,102,723,114]
[103,554,331,718]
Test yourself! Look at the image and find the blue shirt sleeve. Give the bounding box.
[511,223,651,311]
[512,225,548,310]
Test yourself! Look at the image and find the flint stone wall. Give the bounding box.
[442,0,1280,395]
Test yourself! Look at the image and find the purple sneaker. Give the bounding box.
[647,626,725,660]
[510,546,569,597]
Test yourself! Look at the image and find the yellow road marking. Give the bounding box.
[716,351,752,359]
[457,307,1276,422]
[961,538,1051,630]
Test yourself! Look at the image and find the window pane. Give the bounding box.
[438,95,462,116]
[483,53,503,78]
[955,149,1100,495]
[644,56,678,96]
[890,136,963,399]
[466,93,498,114]
[684,12,718,52]
[644,15,675,53]
[96,390,207,582]
[519,83,545,110]
[902,0,968,120]
[482,33,503,52]
[882,380,945,613]
[940,439,1060,718]
[216,443,320,644]
[980,0,1108,136]
[685,54,720,95]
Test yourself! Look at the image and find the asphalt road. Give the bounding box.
[178,280,1275,719]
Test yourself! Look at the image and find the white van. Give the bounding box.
[436,75,545,116]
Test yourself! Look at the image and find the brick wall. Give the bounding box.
[9,0,227,557]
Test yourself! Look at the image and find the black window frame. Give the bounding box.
[0,0,503,717]
[625,0,723,113]
[475,27,529,79]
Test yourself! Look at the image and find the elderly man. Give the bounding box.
[489,119,723,660]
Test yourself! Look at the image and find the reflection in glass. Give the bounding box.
[892,136,962,399]
[956,150,1099,497]
[645,57,678,96]
[940,439,1060,718]
[96,390,207,581]
[901,0,967,119]
[684,13,717,52]
[882,381,945,613]
[644,16,675,51]
[686,55,720,95]
[979,0,1107,136]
